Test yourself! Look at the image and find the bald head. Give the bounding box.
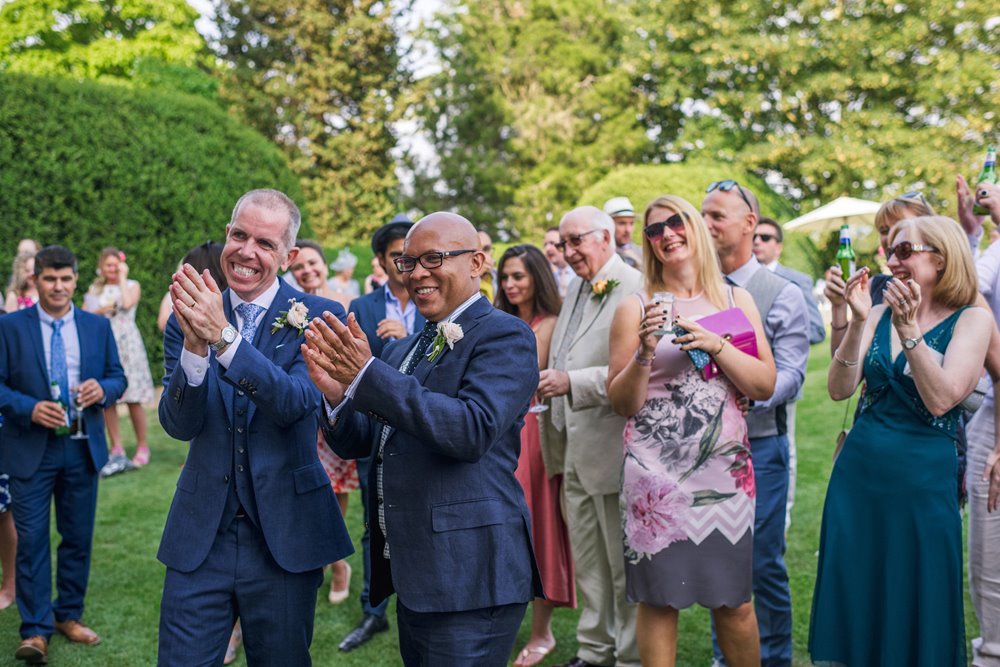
[403,211,487,321]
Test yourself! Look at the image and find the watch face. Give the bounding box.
[223,326,238,344]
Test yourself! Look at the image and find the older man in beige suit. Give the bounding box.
[538,206,643,667]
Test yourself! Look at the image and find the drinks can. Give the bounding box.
[651,291,674,336]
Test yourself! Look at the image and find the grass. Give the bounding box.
[0,342,979,665]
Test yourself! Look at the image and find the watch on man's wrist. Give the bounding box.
[902,335,922,351]
[210,325,238,352]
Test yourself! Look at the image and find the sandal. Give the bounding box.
[224,622,242,665]
[328,562,351,604]
[132,446,150,467]
[514,643,554,667]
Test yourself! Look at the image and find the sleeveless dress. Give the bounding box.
[809,308,967,666]
[621,291,755,608]
[88,282,155,404]
[514,315,576,607]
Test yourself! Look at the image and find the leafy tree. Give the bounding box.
[0,0,217,98]
[212,0,409,244]
[628,0,999,212]
[410,0,654,237]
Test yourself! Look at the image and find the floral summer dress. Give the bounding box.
[88,282,155,404]
[621,290,755,608]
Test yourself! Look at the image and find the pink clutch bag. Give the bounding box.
[697,308,758,380]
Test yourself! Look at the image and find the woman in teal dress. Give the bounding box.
[811,215,993,666]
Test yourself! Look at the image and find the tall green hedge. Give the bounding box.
[0,74,306,382]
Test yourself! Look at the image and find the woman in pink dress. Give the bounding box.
[289,240,359,604]
[607,195,775,667]
[4,252,37,313]
[495,244,576,667]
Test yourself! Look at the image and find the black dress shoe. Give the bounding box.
[338,614,389,652]
[554,658,612,667]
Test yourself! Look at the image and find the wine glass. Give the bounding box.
[69,387,88,440]
[528,391,549,414]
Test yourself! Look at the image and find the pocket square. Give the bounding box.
[275,343,287,349]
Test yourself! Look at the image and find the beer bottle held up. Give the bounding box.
[974,146,997,216]
[836,224,855,279]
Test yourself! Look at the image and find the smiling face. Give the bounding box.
[701,189,756,268]
[402,214,485,322]
[289,246,328,294]
[559,209,614,282]
[645,206,692,268]
[99,254,121,283]
[221,202,297,301]
[499,255,534,309]
[886,227,943,290]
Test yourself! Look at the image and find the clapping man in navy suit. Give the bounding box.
[337,215,426,652]
[0,246,126,664]
[304,213,543,666]
[157,189,353,666]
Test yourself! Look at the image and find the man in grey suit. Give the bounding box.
[538,206,643,667]
[752,216,823,535]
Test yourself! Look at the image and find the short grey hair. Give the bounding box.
[229,189,302,251]
[559,205,615,235]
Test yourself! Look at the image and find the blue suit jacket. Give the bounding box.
[348,285,426,361]
[0,306,126,478]
[325,296,543,612]
[158,282,353,574]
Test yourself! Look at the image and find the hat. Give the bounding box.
[603,196,635,218]
[330,248,358,272]
[371,215,415,255]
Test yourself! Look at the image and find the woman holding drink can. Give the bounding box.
[607,195,775,666]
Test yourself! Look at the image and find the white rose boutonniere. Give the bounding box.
[271,298,309,334]
[427,321,464,362]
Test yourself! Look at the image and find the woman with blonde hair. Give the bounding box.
[4,253,38,312]
[607,195,775,666]
[811,216,992,666]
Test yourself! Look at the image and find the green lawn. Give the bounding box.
[0,342,979,665]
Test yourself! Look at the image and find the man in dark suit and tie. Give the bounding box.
[337,215,426,652]
[157,189,353,666]
[0,245,127,664]
[304,212,542,666]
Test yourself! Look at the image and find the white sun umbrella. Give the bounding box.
[782,196,882,235]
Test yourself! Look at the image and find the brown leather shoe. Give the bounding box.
[54,619,101,646]
[14,636,47,664]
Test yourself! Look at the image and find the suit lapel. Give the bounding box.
[374,286,388,323]
[568,256,625,350]
[216,290,237,425]
[73,308,91,382]
[25,307,48,381]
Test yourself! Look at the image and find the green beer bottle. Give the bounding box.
[836,224,855,279]
[974,146,997,216]
[49,381,70,436]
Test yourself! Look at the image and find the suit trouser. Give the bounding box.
[967,399,1000,667]
[158,515,323,667]
[357,453,390,619]
[562,468,639,667]
[10,436,98,639]
[396,599,525,666]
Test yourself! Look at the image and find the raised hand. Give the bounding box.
[843,267,872,322]
[882,276,920,329]
[671,314,725,355]
[304,312,372,385]
[824,265,847,306]
[171,265,228,348]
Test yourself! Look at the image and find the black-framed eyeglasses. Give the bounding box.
[707,179,754,213]
[554,229,603,252]
[887,241,938,261]
[899,191,930,209]
[644,213,686,241]
[393,249,477,272]
[754,233,778,243]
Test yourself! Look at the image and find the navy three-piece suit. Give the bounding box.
[324,295,543,666]
[0,305,126,639]
[157,281,353,666]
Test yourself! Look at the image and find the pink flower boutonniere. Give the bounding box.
[591,278,620,303]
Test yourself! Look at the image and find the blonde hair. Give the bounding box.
[6,252,34,296]
[875,197,936,232]
[888,216,977,309]
[88,247,124,294]
[641,195,727,310]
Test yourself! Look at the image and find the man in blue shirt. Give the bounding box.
[703,183,809,667]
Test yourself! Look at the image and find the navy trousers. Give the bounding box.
[712,433,792,667]
[397,600,526,667]
[357,453,390,618]
[10,436,98,639]
[158,516,323,667]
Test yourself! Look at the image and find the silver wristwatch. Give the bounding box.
[901,335,922,351]
[210,325,239,352]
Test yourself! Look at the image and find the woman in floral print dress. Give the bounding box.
[607,195,776,667]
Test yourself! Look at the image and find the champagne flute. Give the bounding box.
[528,391,549,414]
[70,387,88,440]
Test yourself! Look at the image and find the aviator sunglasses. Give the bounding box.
[886,240,938,261]
[706,179,754,212]
[644,213,686,241]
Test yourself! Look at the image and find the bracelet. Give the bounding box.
[634,350,654,366]
[831,322,849,331]
[712,338,726,356]
[833,349,858,367]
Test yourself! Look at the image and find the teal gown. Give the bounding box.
[809,308,967,666]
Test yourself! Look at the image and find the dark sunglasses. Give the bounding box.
[707,179,754,212]
[644,213,686,241]
[887,241,937,261]
[554,229,603,252]
[898,191,930,209]
[393,249,476,272]
[754,233,778,243]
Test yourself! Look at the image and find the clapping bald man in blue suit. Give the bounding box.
[304,213,543,666]
[157,189,353,666]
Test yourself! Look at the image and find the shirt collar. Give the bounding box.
[384,285,405,307]
[724,255,762,288]
[590,253,621,284]
[230,279,281,314]
[765,259,779,272]
[37,304,74,326]
[437,291,483,324]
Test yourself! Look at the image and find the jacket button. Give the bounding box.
[239,448,245,454]
[236,408,245,416]
[224,475,230,483]
[237,390,245,396]
[237,427,244,434]
[238,465,244,472]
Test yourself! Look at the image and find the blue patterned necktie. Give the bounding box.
[50,319,69,406]
[402,321,438,376]
[235,303,265,343]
